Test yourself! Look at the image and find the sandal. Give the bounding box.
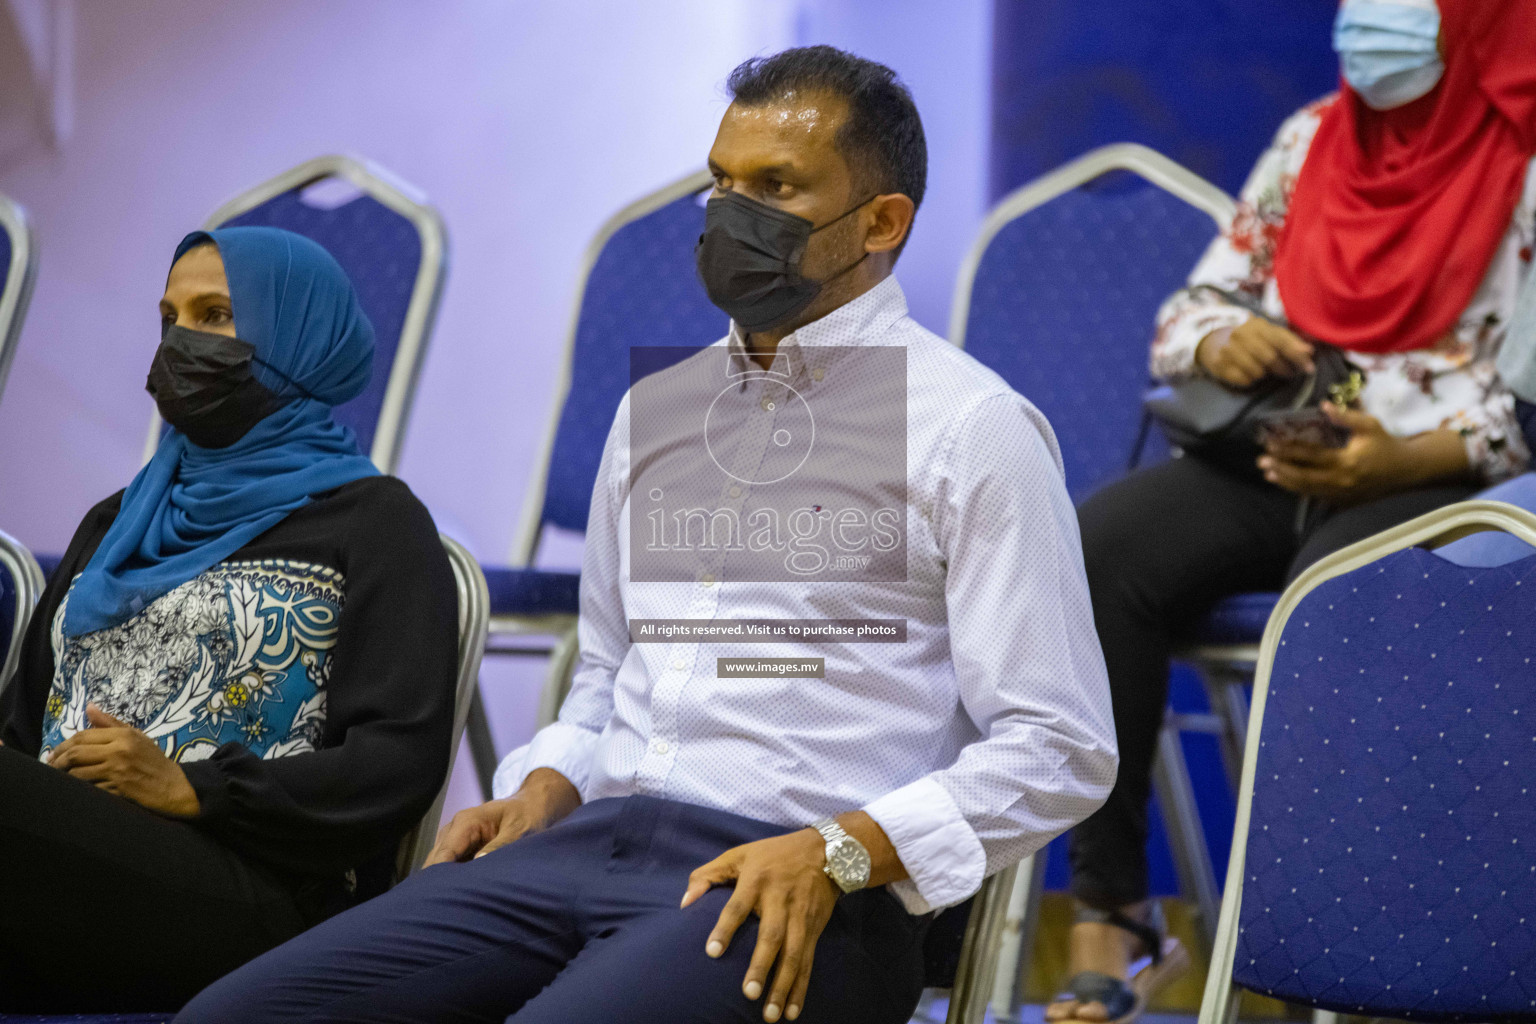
[1047,903,1191,1024]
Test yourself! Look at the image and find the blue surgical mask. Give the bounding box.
[1333,0,1444,110]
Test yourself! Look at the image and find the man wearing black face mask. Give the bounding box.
[692,59,917,365]
[181,47,1115,1024]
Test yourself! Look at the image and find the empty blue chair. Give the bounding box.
[0,191,39,407]
[1201,498,1536,1022]
[950,143,1257,1013]
[469,169,725,792]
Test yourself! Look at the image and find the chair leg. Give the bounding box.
[466,684,499,800]
[1197,665,1252,795]
[1151,712,1221,952]
[988,849,1047,1021]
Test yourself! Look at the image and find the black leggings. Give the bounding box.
[0,745,313,1012]
[1069,455,1475,908]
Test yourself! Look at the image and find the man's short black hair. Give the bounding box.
[727,45,927,217]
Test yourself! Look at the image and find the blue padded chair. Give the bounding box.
[1200,499,1536,1022]
[0,191,39,407]
[0,528,44,697]
[468,169,725,792]
[34,156,447,586]
[949,143,1259,1013]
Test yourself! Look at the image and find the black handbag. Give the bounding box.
[1142,288,1361,476]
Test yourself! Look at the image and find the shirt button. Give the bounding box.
[672,658,687,671]
[652,739,670,755]
[700,573,716,587]
[761,397,775,411]
[812,367,825,382]
[728,485,742,498]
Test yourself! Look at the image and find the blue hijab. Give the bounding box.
[63,227,381,636]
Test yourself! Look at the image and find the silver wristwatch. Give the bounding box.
[811,818,872,894]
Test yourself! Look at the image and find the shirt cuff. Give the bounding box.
[864,775,986,915]
[491,722,598,800]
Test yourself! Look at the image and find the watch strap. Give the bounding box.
[811,817,849,847]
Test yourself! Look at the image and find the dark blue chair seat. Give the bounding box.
[1182,591,1280,647]
[483,567,580,618]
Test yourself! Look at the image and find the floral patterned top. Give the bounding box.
[41,560,343,765]
[1152,95,1536,483]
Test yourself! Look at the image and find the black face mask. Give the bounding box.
[695,190,873,333]
[145,324,287,448]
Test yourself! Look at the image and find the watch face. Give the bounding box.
[827,837,872,891]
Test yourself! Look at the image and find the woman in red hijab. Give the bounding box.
[1051,2,1536,1020]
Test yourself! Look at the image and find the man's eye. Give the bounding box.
[764,179,785,194]
[204,308,232,325]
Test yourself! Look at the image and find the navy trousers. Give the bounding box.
[176,796,929,1023]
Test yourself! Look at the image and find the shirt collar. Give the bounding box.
[724,276,909,381]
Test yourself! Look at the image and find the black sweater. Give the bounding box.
[0,476,458,895]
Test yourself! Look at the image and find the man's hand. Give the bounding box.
[1258,404,1469,502]
[48,704,199,818]
[1196,317,1315,389]
[681,811,908,1023]
[424,767,580,866]
[682,828,838,1023]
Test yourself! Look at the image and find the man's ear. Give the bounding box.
[863,193,916,255]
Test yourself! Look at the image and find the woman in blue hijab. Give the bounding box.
[0,227,459,1012]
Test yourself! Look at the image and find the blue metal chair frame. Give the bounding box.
[1200,499,1536,1023]
[948,143,1250,1015]
[0,191,40,406]
[140,154,448,474]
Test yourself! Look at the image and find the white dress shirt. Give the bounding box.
[496,276,1117,914]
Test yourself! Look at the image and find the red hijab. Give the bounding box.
[1274,0,1536,354]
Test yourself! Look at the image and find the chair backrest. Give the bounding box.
[951,143,1235,503]
[0,528,45,696]
[396,534,490,879]
[510,168,726,565]
[0,191,40,407]
[143,155,447,473]
[1201,500,1536,1023]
